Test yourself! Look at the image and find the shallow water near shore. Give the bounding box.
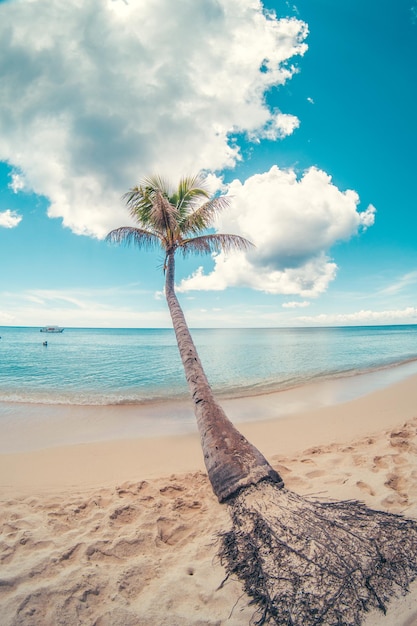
[1,352,417,454]
[1,324,417,406]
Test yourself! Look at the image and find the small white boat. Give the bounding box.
[40,326,64,333]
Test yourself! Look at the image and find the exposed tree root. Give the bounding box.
[219,480,417,625]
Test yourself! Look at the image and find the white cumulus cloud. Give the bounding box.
[0,0,307,238]
[0,209,22,228]
[179,166,376,296]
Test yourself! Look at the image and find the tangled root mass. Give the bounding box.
[219,480,417,626]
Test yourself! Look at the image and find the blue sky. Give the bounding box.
[0,0,416,328]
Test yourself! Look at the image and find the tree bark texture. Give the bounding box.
[165,252,283,502]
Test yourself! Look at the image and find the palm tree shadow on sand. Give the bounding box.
[107,174,417,626]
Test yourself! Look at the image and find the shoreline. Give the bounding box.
[1,352,417,408]
[1,368,417,494]
[1,358,417,457]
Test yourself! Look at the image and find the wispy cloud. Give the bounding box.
[297,307,417,325]
[378,270,417,295]
[282,300,310,308]
[0,286,170,328]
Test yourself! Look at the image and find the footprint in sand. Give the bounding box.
[159,484,185,497]
[380,472,409,509]
[172,498,202,513]
[373,455,389,470]
[356,481,375,496]
[305,469,326,479]
[109,505,139,525]
[156,516,194,546]
[116,481,149,497]
[390,427,416,451]
[385,472,407,495]
[381,492,409,508]
[117,560,155,598]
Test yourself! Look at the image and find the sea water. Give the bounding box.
[2,325,417,452]
[1,325,417,406]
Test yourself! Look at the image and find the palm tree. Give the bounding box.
[106,174,283,502]
[107,174,417,626]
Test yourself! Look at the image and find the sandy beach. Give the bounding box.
[1,371,417,625]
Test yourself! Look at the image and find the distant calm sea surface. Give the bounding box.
[1,325,417,406]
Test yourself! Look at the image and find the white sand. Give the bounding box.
[1,372,417,625]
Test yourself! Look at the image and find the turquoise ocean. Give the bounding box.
[1,325,417,406]
[2,324,417,452]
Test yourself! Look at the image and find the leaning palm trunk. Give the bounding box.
[165,252,417,625]
[109,175,417,625]
[165,251,283,503]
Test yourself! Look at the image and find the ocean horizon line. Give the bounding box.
[2,323,417,331]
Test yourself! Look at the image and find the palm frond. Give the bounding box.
[123,176,173,229]
[149,190,179,239]
[174,175,210,214]
[106,227,162,250]
[179,233,254,257]
[180,196,232,235]
[123,186,154,228]
[141,175,172,196]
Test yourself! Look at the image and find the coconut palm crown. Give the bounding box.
[107,174,252,265]
[106,174,283,502]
